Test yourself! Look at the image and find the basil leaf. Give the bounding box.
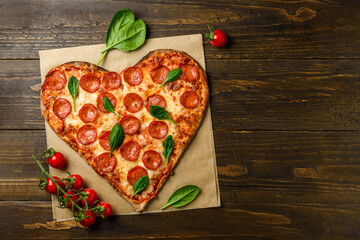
[68,76,79,112]
[130,176,149,198]
[161,185,200,210]
[162,135,174,168]
[149,105,176,125]
[103,97,118,117]
[98,9,146,65]
[109,124,124,156]
[159,68,182,88]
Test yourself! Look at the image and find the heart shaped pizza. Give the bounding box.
[41,49,208,211]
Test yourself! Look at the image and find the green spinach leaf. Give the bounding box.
[149,105,176,125]
[98,9,146,65]
[68,76,79,112]
[162,135,174,168]
[109,124,124,156]
[106,9,135,49]
[159,68,182,88]
[161,185,200,210]
[106,19,146,52]
[103,96,118,117]
[131,176,149,198]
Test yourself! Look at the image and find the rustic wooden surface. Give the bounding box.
[1,0,360,239]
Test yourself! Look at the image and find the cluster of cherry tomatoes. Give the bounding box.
[46,151,112,227]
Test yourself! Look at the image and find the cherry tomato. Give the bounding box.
[45,176,65,195]
[48,152,66,169]
[63,190,79,208]
[81,188,98,207]
[97,201,112,218]
[204,25,228,48]
[210,30,228,47]
[80,211,96,227]
[68,174,85,190]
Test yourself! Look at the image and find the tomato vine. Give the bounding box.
[32,148,111,225]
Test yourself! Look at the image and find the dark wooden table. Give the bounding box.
[1,0,360,239]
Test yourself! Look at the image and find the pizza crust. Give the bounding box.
[41,50,208,212]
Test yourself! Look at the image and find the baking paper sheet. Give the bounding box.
[39,34,220,220]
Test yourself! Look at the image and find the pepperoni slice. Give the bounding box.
[180,64,199,82]
[102,72,121,90]
[180,91,200,109]
[146,94,166,112]
[99,131,111,151]
[148,121,168,139]
[142,150,162,170]
[97,92,116,113]
[79,104,98,123]
[80,73,100,93]
[120,115,140,135]
[53,98,72,119]
[150,66,170,84]
[124,67,143,86]
[120,141,140,161]
[77,125,97,145]
[44,70,67,90]
[123,93,143,113]
[127,166,148,185]
[94,153,117,174]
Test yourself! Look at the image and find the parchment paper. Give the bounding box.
[39,34,220,220]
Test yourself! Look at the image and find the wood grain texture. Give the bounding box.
[0,0,359,59]
[1,59,359,130]
[1,201,359,240]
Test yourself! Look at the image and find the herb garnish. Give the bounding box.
[68,76,79,112]
[159,68,182,88]
[109,124,124,156]
[161,185,200,210]
[103,96,118,117]
[98,9,146,65]
[149,105,176,125]
[162,135,174,168]
[131,176,149,198]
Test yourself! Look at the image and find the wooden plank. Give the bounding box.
[0,130,47,179]
[0,60,43,129]
[209,59,360,131]
[0,0,359,59]
[2,130,360,204]
[1,59,359,130]
[0,180,49,201]
[1,201,359,239]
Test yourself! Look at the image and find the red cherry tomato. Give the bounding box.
[210,30,228,47]
[81,188,98,207]
[97,201,112,218]
[204,25,228,48]
[63,190,79,208]
[48,152,66,169]
[80,211,96,227]
[45,176,65,195]
[69,174,85,190]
